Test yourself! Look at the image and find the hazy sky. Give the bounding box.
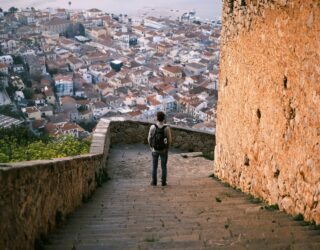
[0,0,222,20]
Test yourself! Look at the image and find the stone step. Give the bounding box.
[45,240,320,250]
[48,224,320,247]
[45,144,319,250]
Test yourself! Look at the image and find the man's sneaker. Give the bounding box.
[162,182,167,186]
[150,181,157,186]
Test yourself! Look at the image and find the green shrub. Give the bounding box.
[0,126,90,163]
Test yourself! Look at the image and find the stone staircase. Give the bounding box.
[44,144,320,250]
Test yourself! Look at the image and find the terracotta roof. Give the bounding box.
[92,101,107,109]
[47,17,70,26]
[132,26,145,32]
[33,93,45,100]
[25,106,40,114]
[45,123,59,136]
[96,82,110,90]
[127,110,142,117]
[136,104,149,111]
[76,99,90,105]
[44,88,55,96]
[41,79,50,85]
[105,70,117,78]
[80,110,92,115]
[45,122,84,136]
[55,74,73,82]
[147,95,161,106]
[187,62,206,69]
[162,65,182,74]
[61,122,84,132]
[60,96,76,105]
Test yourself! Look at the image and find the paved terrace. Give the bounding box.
[45,144,320,250]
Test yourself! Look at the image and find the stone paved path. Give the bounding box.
[45,144,320,250]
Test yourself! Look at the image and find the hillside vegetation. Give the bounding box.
[0,126,90,163]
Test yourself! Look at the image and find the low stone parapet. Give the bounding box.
[108,118,215,154]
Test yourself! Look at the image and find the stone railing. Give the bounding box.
[107,118,215,154]
[0,118,215,250]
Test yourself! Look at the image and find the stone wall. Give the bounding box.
[0,118,111,250]
[215,0,320,224]
[108,118,215,154]
[0,118,214,249]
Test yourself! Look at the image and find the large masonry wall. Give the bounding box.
[215,0,320,223]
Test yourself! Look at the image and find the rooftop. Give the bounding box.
[0,114,23,128]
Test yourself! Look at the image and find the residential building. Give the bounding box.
[161,65,183,78]
[43,17,71,34]
[144,17,165,30]
[0,55,13,65]
[0,114,23,128]
[44,88,56,105]
[39,106,54,117]
[185,62,207,75]
[55,74,74,97]
[24,106,42,120]
[0,64,8,74]
[91,101,110,118]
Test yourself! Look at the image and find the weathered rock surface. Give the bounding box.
[215,0,320,224]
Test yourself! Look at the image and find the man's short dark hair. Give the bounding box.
[157,111,165,122]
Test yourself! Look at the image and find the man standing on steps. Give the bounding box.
[148,111,172,186]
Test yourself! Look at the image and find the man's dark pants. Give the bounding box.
[151,150,168,185]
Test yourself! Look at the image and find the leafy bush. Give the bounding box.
[0,126,90,163]
[0,105,23,119]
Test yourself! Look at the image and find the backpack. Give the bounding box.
[150,124,168,150]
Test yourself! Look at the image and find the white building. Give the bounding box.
[156,95,176,113]
[1,40,18,52]
[54,74,74,97]
[185,62,207,75]
[144,17,165,30]
[0,55,13,65]
[130,70,149,86]
[91,101,110,118]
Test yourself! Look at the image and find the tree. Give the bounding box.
[19,72,32,88]
[77,105,87,112]
[47,67,58,77]
[30,73,42,83]
[75,23,85,36]
[23,88,34,100]
[9,7,18,13]
[6,83,18,99]
[13,55,24,65]
[0,105,23,119]
[78,120,97,132]
[65,23,85,38]
[65,24,75,38]
[0,153,9,163]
